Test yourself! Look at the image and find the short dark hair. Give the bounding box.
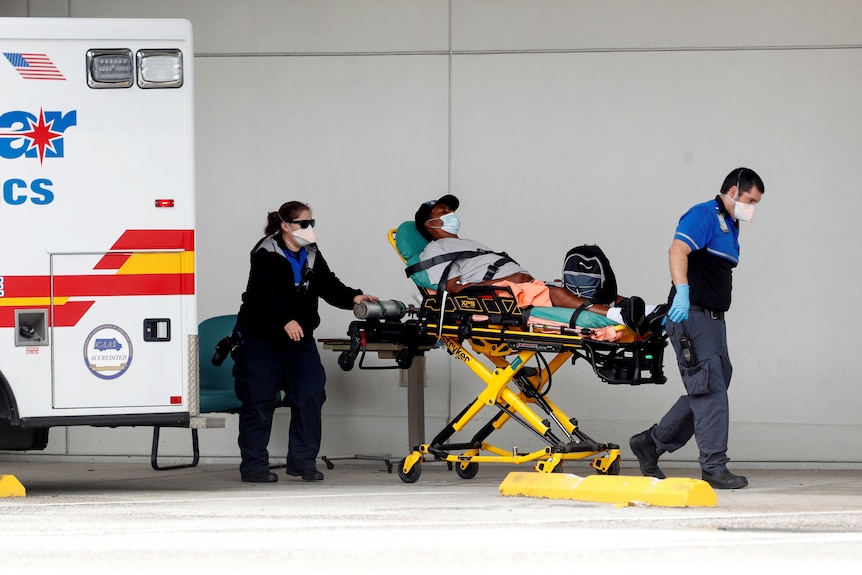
[721,167,765,196]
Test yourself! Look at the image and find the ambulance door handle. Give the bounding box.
[143,319,171,342]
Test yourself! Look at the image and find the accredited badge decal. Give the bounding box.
[84,324,133,379]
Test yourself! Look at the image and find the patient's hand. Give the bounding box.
[504,272,534,284]
[448,280,466,293]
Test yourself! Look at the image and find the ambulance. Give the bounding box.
[0,18,204,452]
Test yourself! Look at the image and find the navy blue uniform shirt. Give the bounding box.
[669,196,740,312]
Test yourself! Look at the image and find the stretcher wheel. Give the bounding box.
[398,457,421,483]
[454,462,479,480]
[395,347,414,369]
[596,458,621,476]
[337,350,355,371]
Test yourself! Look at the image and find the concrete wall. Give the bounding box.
[2,0,861,468]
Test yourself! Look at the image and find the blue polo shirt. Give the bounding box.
[671,196,740,312]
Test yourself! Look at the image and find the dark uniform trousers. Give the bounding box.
[233,334,326,477]
[652,308,733,474]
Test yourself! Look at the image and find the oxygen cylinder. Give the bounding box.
[353,299,407,320]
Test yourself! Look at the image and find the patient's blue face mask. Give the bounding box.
[434,212,461,235]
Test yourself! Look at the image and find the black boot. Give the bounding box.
[286,466,324,481]
[702,469,748,489]
[241,471,279,483]
[643,304,669,334]
[619,296,647,334]
[629,428,665,479]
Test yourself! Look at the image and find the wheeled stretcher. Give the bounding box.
[335,224,668,483]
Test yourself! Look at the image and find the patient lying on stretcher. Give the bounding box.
[409,195,666,336]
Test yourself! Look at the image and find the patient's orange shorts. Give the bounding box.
[491,280,553,308]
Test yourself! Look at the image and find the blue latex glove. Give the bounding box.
[668,284,690,323]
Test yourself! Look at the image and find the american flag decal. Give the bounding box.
[4,52,66,80]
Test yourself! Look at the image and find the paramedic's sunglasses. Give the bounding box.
[289,219,316,229]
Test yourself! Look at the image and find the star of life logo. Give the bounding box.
[0,109,77,164]
[2,109,75,205]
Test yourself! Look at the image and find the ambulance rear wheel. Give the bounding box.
[454,462,479,480]
[398,458,421,483]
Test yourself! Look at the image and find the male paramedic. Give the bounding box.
[630,167,765,490]
[413,195,662,334]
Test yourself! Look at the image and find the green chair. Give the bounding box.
[198,314,242,413]
[151,314,241,470]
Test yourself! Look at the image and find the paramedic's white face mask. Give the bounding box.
[436,212,461,235]
[291,225,317,246]
[734,201,755,222]
[723,192,756,223]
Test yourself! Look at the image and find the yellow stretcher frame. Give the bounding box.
[397,328,622,483]
[339,229,667,483]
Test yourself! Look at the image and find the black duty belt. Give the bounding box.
[689,305,725,320]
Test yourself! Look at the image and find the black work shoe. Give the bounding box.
[702,469,748,489]
[629,429,666,479]
[241,471,279,483]
[286,467,324,481]
[619,296,647,334]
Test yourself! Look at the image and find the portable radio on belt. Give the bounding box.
[679,330,698,367]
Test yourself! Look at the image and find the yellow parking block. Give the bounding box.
[0,475,26,498]
[499,472,716,507]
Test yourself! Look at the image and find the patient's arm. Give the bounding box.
[445,272,534,293]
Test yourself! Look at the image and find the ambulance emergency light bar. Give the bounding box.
[87,48,183,89]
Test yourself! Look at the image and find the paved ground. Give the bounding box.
[2,459,862,573]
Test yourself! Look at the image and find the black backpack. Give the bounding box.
[562,244,618,306]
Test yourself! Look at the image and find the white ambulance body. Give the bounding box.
[0,18,199,450]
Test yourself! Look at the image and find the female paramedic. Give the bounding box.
[232,201,378,483]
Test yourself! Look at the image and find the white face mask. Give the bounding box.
[291,225,317,246]
[429,212,461,235]
[440,212,461,234]
[723,193,756,222]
